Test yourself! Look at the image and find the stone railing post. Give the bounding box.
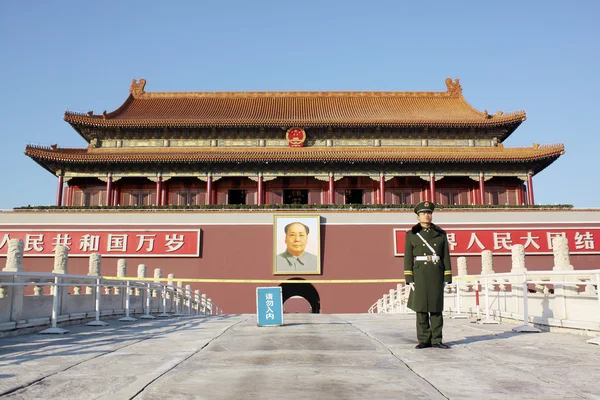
[153,268,162,298]
[2,239,25,322]
[115,258,127,295]
[51,245,69,318]
[175,281,183,314]
[86,253,102,294]
[510,244,527,315]
[185,284,192,314]
[167,273,174,301]
[457,256,469,292]
[3,238,24,272]
[52,245,69,274]
[136,264,146,296]
[552,236,577,320]
[194,289,201,315]
[388,288,396,313]
[201,293,207,314]
[481,250,496,291]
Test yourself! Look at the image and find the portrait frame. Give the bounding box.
[273,215,321,275]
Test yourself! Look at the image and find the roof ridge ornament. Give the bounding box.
[130,78,147,97]
[445,78,462,97]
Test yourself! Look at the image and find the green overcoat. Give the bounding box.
[404,223,452,312]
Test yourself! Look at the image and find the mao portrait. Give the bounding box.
[273,215,321,275]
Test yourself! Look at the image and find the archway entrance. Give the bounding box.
[279,278,320,313]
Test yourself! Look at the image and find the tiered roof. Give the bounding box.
[65,78,526,139]
[26,78,563,177]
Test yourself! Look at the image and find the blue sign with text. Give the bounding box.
[256,287,283,326]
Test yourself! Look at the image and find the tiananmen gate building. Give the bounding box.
[1,78,596,314]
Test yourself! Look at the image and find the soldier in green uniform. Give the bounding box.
[404,201,452,349]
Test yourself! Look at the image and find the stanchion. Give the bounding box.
[586,273,600,345]
[158,284,171,317]
[139,282,156,319]
[451,281,468,319]
[475,283,481,321]
[87,277,109,326]
[40,276,69,334]
[119,280,137,322]
[172,285,183,317]
[478,277,499,325]
[512,273,541,332]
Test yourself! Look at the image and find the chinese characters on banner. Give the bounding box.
[394,228,599,256]
[0,230,201,257]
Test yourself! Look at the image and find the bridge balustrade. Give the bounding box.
[0,239,220,334]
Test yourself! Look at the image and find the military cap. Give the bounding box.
[414,201,435,214]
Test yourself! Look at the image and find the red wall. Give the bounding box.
[3,220,600,314]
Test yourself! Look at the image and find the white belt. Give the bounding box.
[415,255,440,262]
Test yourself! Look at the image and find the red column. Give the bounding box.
[105,177,112,206]
[479,173,485,205]
[527,173,535,205]
[113,185,119,206]
[156,177,162,206]
[64,186,70,207]
[379,175,385,205]
[429,174,436,204]
[56,175,64,206]
[161,182,167,206]
[257,175,264,205]
[517,183,523,205]
[328,175,335,204]
[206,176,213,205]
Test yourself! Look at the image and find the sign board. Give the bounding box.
[256,286,283,326]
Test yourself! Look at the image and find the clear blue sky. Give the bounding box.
[0,1,597,209]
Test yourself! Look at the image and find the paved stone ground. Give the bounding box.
[0,314,598,400]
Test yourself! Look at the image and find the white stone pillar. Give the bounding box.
[388,288,396,313]
[51,245,68,298]
[552,236,577,319]
[2,239,25,320]
[86,253,101,294]
[510,244,527,314]
[201,293,207,314]
[136,264,146,296]
[167,273,174,301]
[194,289,201,314]
[177,280,183,313]
[185,284,192,314]
[115,259,127,295]
[481,250,494,274]
[481,250,495,290]
[3,239,24,272]
[456,257,469,293]
[153,268,162,297]
[52,245,68,274]
[457,257,468,276]
[552,236,573,271]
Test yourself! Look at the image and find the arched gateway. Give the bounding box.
[280,278,321,314]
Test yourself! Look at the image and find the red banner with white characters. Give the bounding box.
[0,230,200,257]
[394,228,600,256]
